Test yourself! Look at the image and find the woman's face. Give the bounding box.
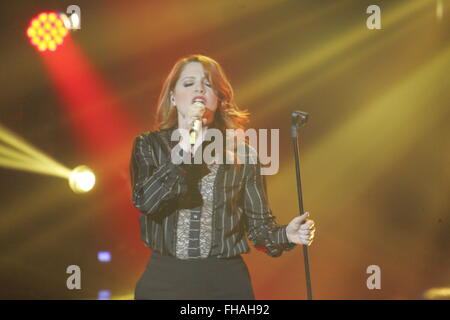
[171,62,219,127]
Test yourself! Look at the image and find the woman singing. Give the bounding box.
[130,54,316,299]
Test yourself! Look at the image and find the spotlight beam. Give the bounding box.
[0,127,97,192]
[270,43,450,225]
[0,156,68,178]
[0,124,69,171]
[255,6,435,122]
[238,0,430,107]
[0,144,46,165]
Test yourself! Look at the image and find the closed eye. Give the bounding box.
[183,80,211,87]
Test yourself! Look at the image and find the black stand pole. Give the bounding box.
[291,111,313,300]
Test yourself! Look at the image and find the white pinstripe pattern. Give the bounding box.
[130,129,295,258]
[219,167,227,254]
[230,167,237,257]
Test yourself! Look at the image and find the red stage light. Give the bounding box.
[26,12,69,52]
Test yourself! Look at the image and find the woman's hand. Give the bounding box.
[178,103,207,131]
[286,212,316,246]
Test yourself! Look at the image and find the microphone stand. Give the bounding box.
[291,111,313,300]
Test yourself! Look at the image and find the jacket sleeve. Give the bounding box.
[244,159,296,257]
[130,133,188,216]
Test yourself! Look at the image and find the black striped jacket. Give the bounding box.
[129,127,296,258]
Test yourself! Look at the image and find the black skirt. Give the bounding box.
[135,251,255,300]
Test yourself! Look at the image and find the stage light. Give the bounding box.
[424,287,450,299]
[69,165,96,193]
[98,290,111,300]
[26,11,69,52]
[97,251,112,263]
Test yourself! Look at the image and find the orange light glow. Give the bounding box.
[26,11,69,52]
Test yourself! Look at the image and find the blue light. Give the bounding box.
[97,251,111,262]
[98,290,111,300]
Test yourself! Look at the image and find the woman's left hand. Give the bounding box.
[286,212,316,246]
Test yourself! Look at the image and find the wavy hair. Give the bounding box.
[154,54,250,132]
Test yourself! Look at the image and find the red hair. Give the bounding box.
[154,54,250,132]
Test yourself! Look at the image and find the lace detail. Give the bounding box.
[176,163,219,259]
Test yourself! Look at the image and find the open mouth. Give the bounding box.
[192,96,207,104]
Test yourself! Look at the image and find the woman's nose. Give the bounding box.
[194,82,205,93]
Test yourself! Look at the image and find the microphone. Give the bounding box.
[291,110,309,138]
[189,101,205,146]
[291,111,309,127]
